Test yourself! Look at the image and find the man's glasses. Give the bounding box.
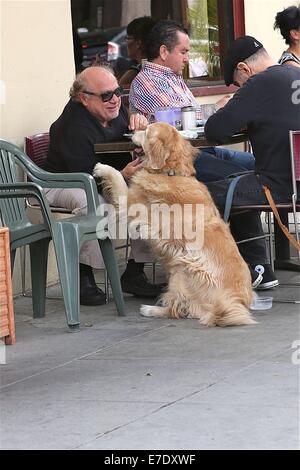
[125,35,135,41]
[82,86,123,102]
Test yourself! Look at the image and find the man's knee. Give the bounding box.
[63,189,88,214]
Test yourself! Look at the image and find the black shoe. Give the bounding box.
[250,268,263,289]
[252,264,279,290]
[121,270,165,298]
[80,286,107,306]
[80,263,106,306]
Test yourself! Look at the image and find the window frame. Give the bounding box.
[186,0,245,95]
[233,0,245,38]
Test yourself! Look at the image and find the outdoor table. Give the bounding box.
[94,133,248,154]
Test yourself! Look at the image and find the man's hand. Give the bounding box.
[215,95,232,110]
[121,157,143,181]
[128,113,148,131]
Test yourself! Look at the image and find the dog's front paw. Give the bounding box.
[93,163,115,180]
[140,305,154,317]
[93,164,122,196]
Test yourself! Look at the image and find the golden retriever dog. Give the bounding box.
[94,122,255,327]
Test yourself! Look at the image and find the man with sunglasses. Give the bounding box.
[45,66,163,306]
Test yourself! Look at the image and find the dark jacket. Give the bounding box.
[205,64,300,196]
[45,99,130,174]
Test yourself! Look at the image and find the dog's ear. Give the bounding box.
[147,136,169,169]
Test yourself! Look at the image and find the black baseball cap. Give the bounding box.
[224,36,264,86]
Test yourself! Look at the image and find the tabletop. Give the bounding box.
[94,133,248,154]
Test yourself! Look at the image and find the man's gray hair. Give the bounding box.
[69,65,115,101]
[69,74,87,100]
[244,47,269,66]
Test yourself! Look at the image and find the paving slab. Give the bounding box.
[0,270,299,450]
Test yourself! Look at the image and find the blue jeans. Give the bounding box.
[194,147,255,183]
[212,147,255,170]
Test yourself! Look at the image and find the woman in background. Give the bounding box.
[274,5,300,67]
[119,16,156,87]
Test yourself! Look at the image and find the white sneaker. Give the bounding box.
[253,264,279,290]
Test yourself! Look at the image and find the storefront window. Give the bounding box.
[188,0,222,78]
[71,0,243,82]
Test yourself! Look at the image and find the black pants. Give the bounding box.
[204,172,292,265]
[194,152,277,266]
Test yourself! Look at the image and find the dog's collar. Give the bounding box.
[147,168,187,177]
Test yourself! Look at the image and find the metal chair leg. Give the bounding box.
[267,212,275,270]
[98,238,125,316]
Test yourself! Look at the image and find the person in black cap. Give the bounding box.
[204,35,300,289]
[223,35,265,86]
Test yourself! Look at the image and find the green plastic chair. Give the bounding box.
[0,148,51,319]
[0,139,125,331]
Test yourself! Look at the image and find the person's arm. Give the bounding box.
[129,75,178,116]
[204,79,259,143]
[279,52,300,68]
[282,59,300,68]
[129,79,154,116]
[121,157,143,181]
[118,113,147,181]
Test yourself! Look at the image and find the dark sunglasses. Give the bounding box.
[82,86,123,102]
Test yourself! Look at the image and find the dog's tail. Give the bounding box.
[214,292,256,326]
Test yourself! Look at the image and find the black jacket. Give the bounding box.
[45,99,130,174]
[205,65,300,196]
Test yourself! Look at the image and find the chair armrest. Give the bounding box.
[16,154,99,215]
[0,182,53,226]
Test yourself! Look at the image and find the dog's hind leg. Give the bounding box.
[140,289,191,320]
[140,304,171,318]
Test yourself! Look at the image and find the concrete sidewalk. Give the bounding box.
[0,268,299,450]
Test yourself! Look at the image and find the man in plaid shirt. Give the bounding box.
[129,61,200,117]
[129,20,255,182]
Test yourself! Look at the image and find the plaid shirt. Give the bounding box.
[129,62,202,119]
